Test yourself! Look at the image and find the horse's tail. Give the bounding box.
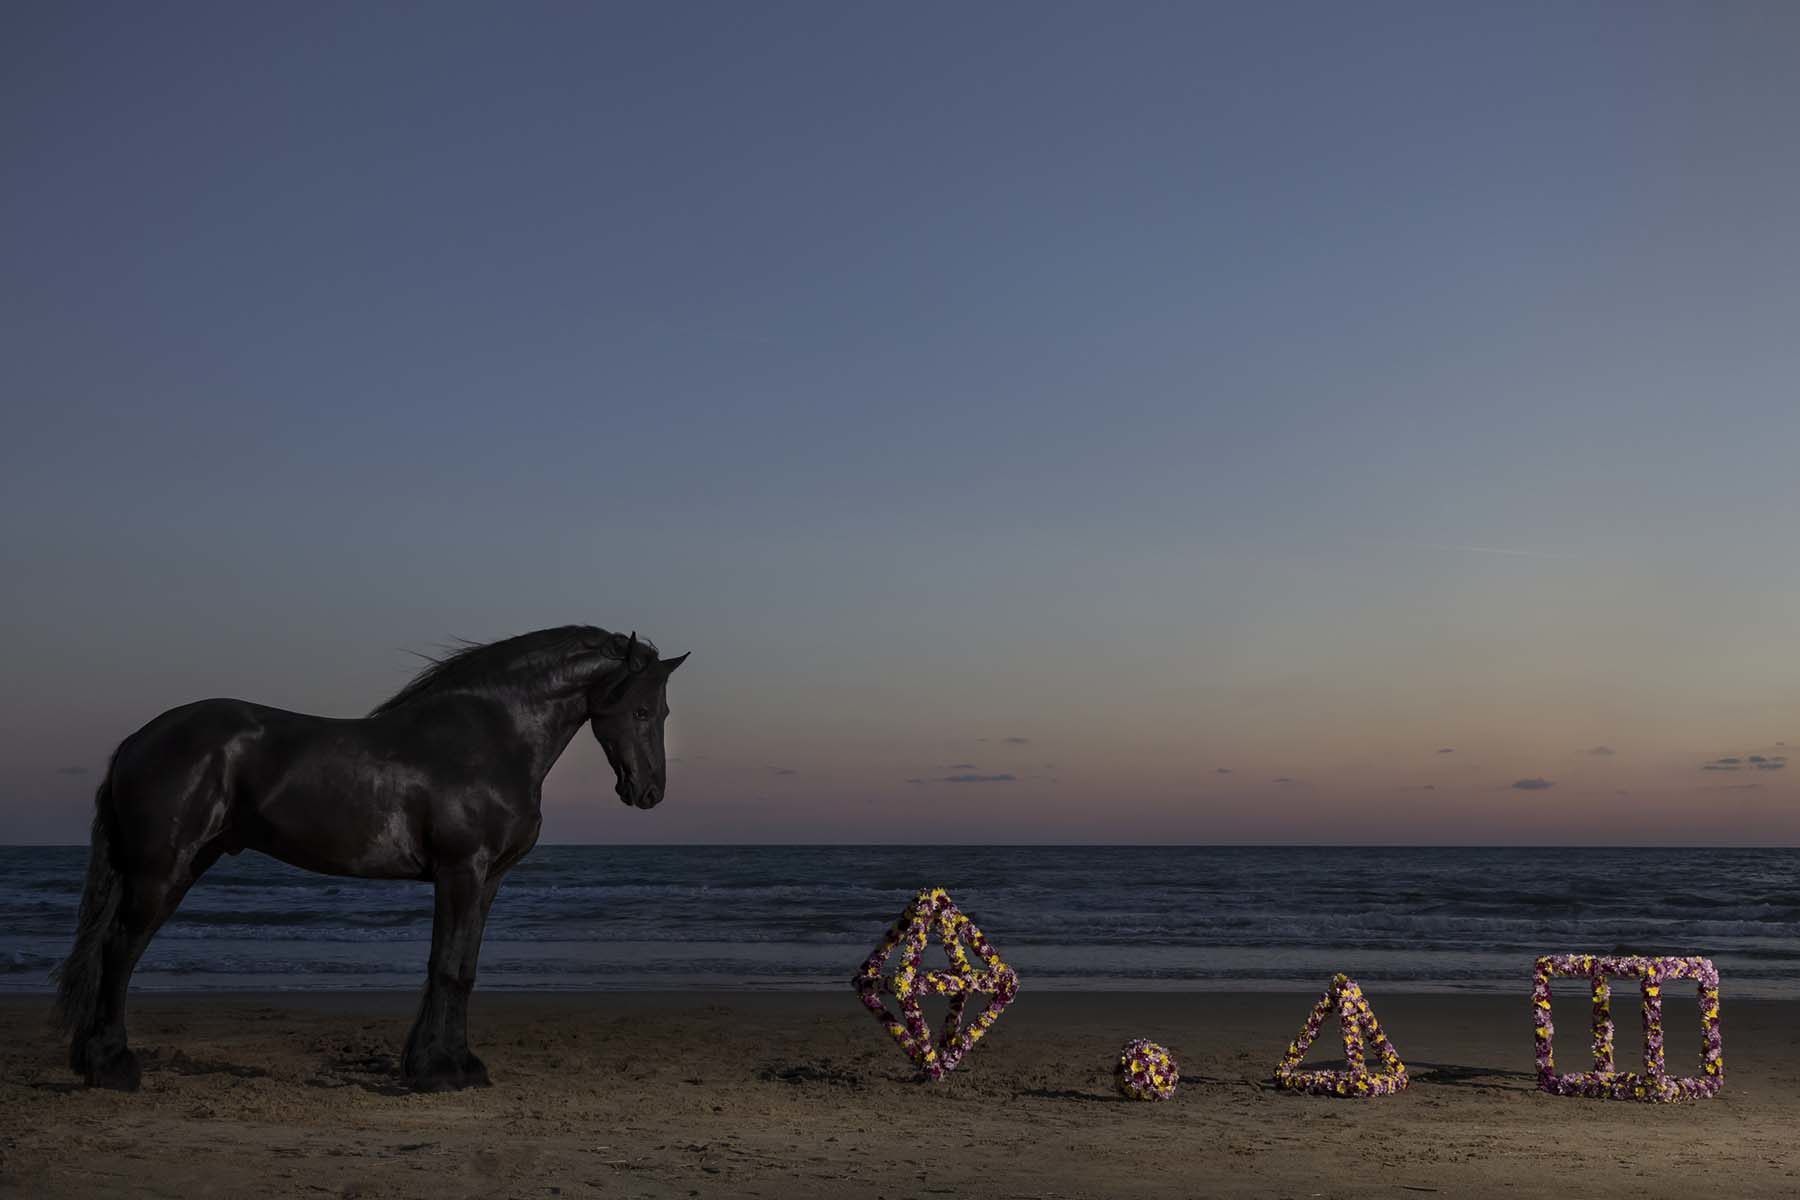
[52,759,123,1048]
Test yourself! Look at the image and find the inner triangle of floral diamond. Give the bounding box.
[925,896,1013,996]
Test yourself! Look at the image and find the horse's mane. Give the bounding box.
[369,625,654,716]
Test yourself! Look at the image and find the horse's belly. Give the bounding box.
[243,787,429,880]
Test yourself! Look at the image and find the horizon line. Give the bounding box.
[3,841,1797,851]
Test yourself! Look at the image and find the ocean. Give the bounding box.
[3,845,1797,996]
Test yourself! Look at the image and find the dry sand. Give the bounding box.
[2,990,1796,1198]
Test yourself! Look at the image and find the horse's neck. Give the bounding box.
[511,658,621,785]
[506,688,594,787]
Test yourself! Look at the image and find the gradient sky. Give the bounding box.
[4,3,1797,844]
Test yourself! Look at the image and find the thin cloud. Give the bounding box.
[1755,757,1787,771]
[904,778,926,785]
[770,767,798,776]
[1512,778,1554,791]
[1436,747,1455,755]
[1272,777,1296,785]
[1584,746,1616,757]
[1702,764,1740,772]
[1002,736,1031,745]
[1215,767,1233,775]
[942,773,1016,784]
[947,763,979,770]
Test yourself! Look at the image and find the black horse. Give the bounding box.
[53,625,685,1092]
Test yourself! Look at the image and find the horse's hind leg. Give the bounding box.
[80,842,224,1090]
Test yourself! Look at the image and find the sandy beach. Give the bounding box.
[2,990,1795,1198]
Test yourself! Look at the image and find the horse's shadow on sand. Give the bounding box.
[148,1048,272,1080]
[304,1050,414,1096]
[135,1045,461,1096]
[31,1047,285,1093]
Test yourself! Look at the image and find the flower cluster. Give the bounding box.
[1273,974,1409,1098]
[1115,1039,1178,1101]
[1532,954,1723,1102]
[852,887,1019,1081]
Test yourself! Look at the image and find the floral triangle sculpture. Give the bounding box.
[1273,973,1409,1097]
[853,887,1019,1080]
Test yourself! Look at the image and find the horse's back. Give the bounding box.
[113,697,340,787]
[104,699,280,870]
[109,699,376,857]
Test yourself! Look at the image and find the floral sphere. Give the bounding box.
[1115,1038,1178,1101]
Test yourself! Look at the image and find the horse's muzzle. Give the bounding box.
[615,778,663,809]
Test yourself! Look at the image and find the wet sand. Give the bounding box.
[2,991,1795,1198]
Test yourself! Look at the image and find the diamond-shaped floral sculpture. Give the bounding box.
[853,887,1019,1080]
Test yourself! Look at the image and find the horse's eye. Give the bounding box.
[633,707,650,721]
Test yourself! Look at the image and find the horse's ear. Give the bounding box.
[659,652,690,675]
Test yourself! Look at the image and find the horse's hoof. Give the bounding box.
[85,1047,142,1092]
[403,1050,490,1092]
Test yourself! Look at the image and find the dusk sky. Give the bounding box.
[4,3,1797,844]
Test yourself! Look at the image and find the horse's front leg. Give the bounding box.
[403,864,498,1091]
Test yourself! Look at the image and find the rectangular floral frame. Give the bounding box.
[1532,954,1723,1102]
